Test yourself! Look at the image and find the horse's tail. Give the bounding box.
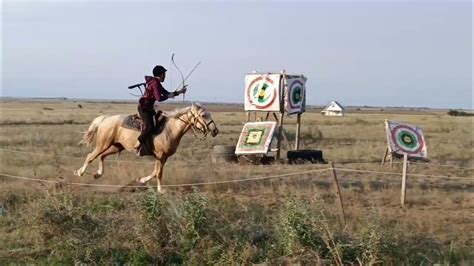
[79,115,108,146]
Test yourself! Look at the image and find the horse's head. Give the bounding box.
[188,103,219,137]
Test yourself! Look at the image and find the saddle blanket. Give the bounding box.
[121,114,142,131]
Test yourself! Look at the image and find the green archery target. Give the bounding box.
[235,122,277,155]
[291,87,302,104]
[397,131,418,149]
[386,121,427,158]
[245,129,264,145]
[289,81,303,108]
[286,77,306,114]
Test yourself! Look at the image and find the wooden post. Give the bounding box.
[246,112,250,122]
[295,113,301,150]
[265,112,270,121]
[276,72,286,160]
[381,147,389,165]
[281,129,292,151]
[389,153,393,168]
[274,112,284,160]
[331,162,346,227]
[401,153,408,207]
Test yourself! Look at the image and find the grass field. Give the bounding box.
[1,99,473,264]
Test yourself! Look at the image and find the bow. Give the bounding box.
[171,53,186,101]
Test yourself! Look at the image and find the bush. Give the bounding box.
[2,189,472,264]
[447,110,474,116]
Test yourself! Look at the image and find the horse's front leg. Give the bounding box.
[137,160,160,185]
[155,158,167,193]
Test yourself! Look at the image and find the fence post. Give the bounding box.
[401,153,408,207]
[331,162,346,227]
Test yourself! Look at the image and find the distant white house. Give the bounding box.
[321,101,345,116]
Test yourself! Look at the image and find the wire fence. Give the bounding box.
[1,148,473,169]
[1,147,472,189]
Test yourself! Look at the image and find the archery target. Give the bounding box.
[245,74,281,111]
[386,120,427,159]
[235,122,277,155]
[285,77,306,114]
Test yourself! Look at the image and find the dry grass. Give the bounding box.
[0,99,473,264]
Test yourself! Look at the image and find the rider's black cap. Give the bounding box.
[153,65,167,77]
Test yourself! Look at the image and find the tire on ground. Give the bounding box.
[287,150,325,164]
[213,145,236,154]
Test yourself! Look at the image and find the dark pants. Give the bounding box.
[137,105,156,144]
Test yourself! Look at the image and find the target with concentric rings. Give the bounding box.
[286,77,306,114]
[288,80,303,108]
[386,121,427,158]
[245,75,279,111]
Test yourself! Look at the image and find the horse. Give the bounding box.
[75,103,219,192]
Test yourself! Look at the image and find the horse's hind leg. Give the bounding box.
[94,144,123,179]
[75,145,110,176]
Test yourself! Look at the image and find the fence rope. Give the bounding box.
[1,165,472,189]
[408,161,474,170]
[333,168,473,181]
[1,148,473,170]
[0,168,332,188]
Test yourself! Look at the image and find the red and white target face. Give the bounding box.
[246,76,278,109]
[244,74,281,112]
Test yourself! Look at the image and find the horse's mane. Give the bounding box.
[165,103,203,118]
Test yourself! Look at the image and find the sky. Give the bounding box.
[2,0,472,108]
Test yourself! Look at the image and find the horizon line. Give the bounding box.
[1,96,472,111]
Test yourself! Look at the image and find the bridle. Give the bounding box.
[177,109,215,138]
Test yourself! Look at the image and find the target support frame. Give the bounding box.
[244,71,306,160]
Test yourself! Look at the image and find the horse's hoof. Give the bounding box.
[93,173,102,179]
[73,170,81,177]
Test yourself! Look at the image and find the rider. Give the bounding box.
[134,65,187,150]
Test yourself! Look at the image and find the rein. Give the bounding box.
[177,113,214,139]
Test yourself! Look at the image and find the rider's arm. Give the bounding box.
[157,84,178,101]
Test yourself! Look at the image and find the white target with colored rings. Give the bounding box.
[244,74,281,112]
[386,120,427,159]
[285,76,306,114]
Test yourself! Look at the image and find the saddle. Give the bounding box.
[121,112,165,132]
[121,112,167,156]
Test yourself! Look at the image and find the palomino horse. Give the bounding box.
[75,103,219,192]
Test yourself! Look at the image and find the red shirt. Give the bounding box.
[139,76,171,109]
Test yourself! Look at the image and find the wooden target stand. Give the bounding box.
[381,137,429,207]
[244,72,303,161]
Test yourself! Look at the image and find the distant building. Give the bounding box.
[321,101,345,116]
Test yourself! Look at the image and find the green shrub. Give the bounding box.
[273,196,327,257]
[447,109,474,116]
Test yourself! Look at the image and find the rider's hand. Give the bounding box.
[178,85,188,94]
